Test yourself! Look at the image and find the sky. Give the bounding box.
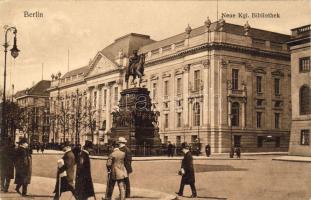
[0,0,310,94]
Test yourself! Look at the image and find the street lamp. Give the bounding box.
[2,26,20,141]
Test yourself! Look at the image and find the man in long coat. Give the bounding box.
[14,138,32,196]
[53,142,77,200]
[0,137,15,192]
[176,143,197,198]
[105,143,128,200]
[118,137,132,198]
[75,141,95,200]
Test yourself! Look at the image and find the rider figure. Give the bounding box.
[128,50,139,74]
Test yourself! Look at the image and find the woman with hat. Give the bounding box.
[176,142,197,198]
[14,137,32,196]
[75,140,95,200]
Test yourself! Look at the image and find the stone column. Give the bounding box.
[106,84,112,131]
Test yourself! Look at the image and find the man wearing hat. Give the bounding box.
[14,138,32,196]
[176,143,197,198]
[75,140,95,200]
[105,141,128,200]
[0,137,15,193]
[118,137,132,198]
[53,142,77,200]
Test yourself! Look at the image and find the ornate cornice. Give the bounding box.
[144,42,289,67]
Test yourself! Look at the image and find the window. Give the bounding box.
[93,91,97,107]
[256,99,264,106]
[299,57,310,72]
[114,87,119,103]
[300,86,311,115]
[275,137,280,148]
[103,89,107,106]
[275,113,280,129]
[152,82,157,100]
[257,136,264,147]
[274,78,280,95]
[256,76,262,93]
[232,69,239,90]
[191,135,198,143]
[194,70,201,91]
[231,102,240,127]
[72,99,76,109]
[176,136,181,145]
[274,101,282,108]
[177,113,182,128]
[256,112,262,128]
[164,114,169,128]
[301,130,310,145]
[163,102,169,109]
[177,78,182,95]
[234,135,241,147]
[164,80,169,97]
[163,136,168,144]
[193,102,200,126]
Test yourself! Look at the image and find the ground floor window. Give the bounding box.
[301,130,310,145]
[257,136,264,147]
[234,135,241,147]
[275,136,281,147]
[163,136,168,144]
[191,135,198,143]
[176,136,181,146]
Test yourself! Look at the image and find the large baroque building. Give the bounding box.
[48,19,291,153]
[288,24,311,156]
[15,80,51,143]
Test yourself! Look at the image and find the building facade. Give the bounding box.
[15,80,51,143]
[48,19,291,153]
[288,24,311,156]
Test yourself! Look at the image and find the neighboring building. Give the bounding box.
[15,80,51,143]
[48,19,291,153]
[287,24,311,156]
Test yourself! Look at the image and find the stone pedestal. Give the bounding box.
[110,87,161,146]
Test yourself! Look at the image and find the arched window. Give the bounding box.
[231,102,240,127]
[300,85,311,115]
[193,102,200,126]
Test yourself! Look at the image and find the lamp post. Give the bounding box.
[2,26,20,141]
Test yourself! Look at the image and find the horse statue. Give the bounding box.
[125,54,145,88]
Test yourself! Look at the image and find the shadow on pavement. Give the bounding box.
[194,164,247,173]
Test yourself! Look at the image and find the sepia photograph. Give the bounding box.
[0,0,310,199]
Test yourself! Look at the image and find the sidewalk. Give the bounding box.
[0,176,176,200]
[272,155,311,162]
[34,150,288,161]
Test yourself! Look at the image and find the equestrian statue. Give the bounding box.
[125,50,145,88]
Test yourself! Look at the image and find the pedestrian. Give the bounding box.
[235,147,241,159]
[53,142,77,200]
[104,142,128,200]
[0,137,15,192]
[230,147,234,158]
[14,138,32,196]
[118,137,132,198]
[75,140,95,200]
[167,141,173,157]
[36,143,40,153]
[176,143,197,198]
[205,144,211,157]
[40,143,45,154]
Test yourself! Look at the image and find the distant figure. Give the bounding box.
[167,142,174,157]
[0,137,15,192]
[53,142,77,200]
[230,147,234,158]
[176,143,197,198]
[235,147,241,159]
[118,137,133,198]
[205,144,211,157]
[40,144,45,154]
[36,143,40,153]
[105,143,128,200]
[14,138,32,196]
[75,141,95,200]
